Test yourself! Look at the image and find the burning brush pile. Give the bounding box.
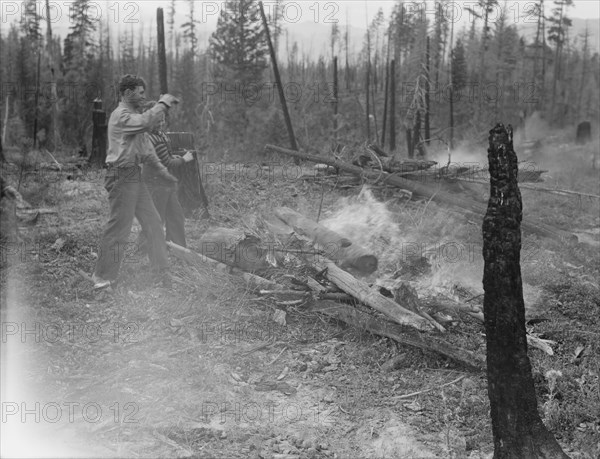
[167,186,527,371]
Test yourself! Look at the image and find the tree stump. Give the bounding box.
[88,98,107,168]
[1,175,19,265]
[166,132,209,218]
[482,123,568,458]
[575,121,591,145]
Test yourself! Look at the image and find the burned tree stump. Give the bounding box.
[482,123,568,458]
[575,121,591,145]
[167,132,209,218]
[88,98,107,168]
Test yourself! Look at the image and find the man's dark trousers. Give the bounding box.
[94,166,168,281]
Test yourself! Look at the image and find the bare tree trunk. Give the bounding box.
[333,56,338,142]
[32,50,41,149]
[425,35,431,145]
[413,110,423,158]
[540,0,546,111]
[259,1,298,161]
[449,17,455,150]
[365,30,371,141]
[577,25,589,119]
[382,62,389,147]
[483,124,569,459]
[389,59,396,151]
[381,25,392,147]
[157,8,168,95]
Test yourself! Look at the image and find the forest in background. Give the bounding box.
[1,0,599,161]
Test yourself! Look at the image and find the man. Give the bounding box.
[140,102,193,248]
[92,74,179,289]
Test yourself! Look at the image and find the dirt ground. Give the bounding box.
[1,137,599,458]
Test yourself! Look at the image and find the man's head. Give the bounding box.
[118,74,147,109]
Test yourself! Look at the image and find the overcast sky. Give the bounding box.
[1,0,599,41]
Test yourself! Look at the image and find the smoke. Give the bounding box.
[320,186,485,298]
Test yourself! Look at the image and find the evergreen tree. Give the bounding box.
[182,0,199,57]
[208,0,268,84]
[62,0,98,145]
[548,0,573,119]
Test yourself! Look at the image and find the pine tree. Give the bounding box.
[62,0,98,145]
[182,0,199,57]
[208,0,268,84]
[18,0,42,140]
[548,0,573,119]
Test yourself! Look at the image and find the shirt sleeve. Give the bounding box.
[117,104,167,134]
[148,133,185,169]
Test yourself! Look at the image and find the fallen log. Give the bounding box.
[310,258,433,331]
[455,177,600,199]
[267,214,436,331]
[274,206,378,277]
[197,227,271,273]
[265,144,578,244]
[308,301,485,371]
[166,241,281,291]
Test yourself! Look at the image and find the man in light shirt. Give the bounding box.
[92,74,179,289]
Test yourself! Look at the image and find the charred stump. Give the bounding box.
[88,98,107,168]
[167,132,209,218]
[575,121,591,145]
[1,175,19,263]
[482,123,568,458]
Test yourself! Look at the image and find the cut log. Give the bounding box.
[264,144,578,244]
[309,301,485,371]
[311,258,433,331]
[197,227,271,273]
[166,241,280,291]
[274,206,378,277]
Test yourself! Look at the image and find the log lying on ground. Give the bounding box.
[274,206,378,276]
[265,144,578,244]
[309,301,485,371]
[197,227,271,273]
[166,241,281,291]
[310,258,433,331]
[267,214,437,331]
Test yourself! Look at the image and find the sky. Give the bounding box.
[0,0,598,42]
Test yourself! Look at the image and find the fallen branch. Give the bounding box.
[309,301,485,371]
[455,177,600,199]
[265,144,578,244]
[167,241,281,291]
[389,374,466,399]
[311,259,434,331]
[17,208,57,215]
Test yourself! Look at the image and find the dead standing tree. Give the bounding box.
[482,124,568,458]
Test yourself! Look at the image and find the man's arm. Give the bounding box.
[148,133,186,170]
[118,104,167,135]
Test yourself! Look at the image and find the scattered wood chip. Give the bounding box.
[276,366,289,380]
[272,309,287,326]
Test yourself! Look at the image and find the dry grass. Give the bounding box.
[1,131,598,458]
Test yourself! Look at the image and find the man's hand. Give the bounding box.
[182,151,194,163]
[158,94,180,108]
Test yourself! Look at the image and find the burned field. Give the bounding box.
[1,131,599,458]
